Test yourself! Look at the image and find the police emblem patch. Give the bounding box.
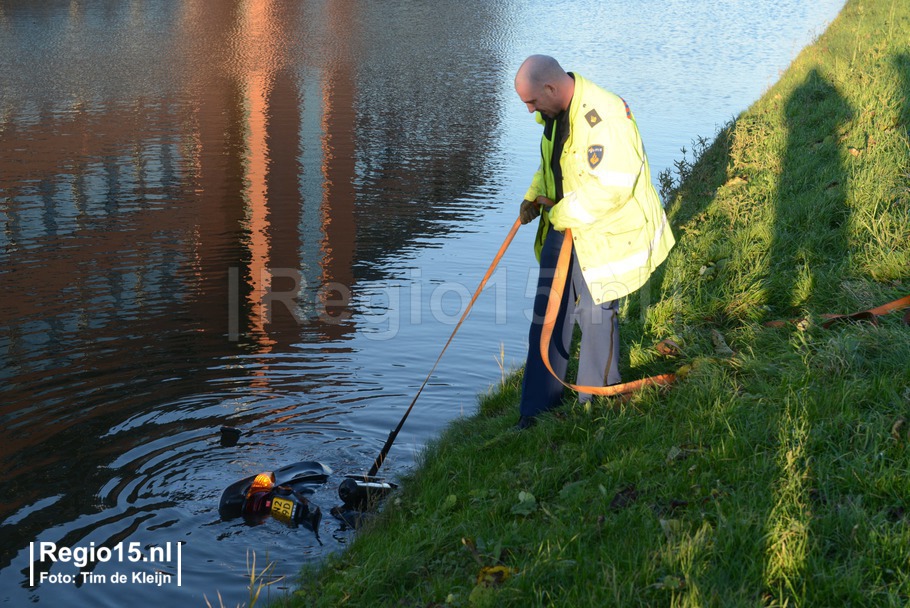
[585,109,601,127]
[587,145,604,169]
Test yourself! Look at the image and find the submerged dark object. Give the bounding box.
[330,475,398,529]
[219,461,332,532]
[338,476,397,510]
[329,505,374,529]
[220,426,242,447]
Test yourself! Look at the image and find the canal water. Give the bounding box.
[0,1,844,605]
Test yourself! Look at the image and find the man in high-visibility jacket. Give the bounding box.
[514,55,674,429]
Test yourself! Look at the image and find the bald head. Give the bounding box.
[514,55,574,118]
[516,55,565,88]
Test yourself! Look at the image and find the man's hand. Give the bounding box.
[519,199,540,224]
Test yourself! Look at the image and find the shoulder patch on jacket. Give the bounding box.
[584,109,601,128]
[619,97,632,119]
[587,145,604,169]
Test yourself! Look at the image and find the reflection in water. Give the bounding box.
[0,0,844,605]
[239,0,280,350]
[0,1,509,605]
[318,0,358,334]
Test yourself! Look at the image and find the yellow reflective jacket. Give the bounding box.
[523,73,675,304]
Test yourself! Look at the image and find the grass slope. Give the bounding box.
[285,1,910,605]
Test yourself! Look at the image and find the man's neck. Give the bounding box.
[560,72,576,114]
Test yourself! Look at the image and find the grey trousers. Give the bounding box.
[519,228,621,417]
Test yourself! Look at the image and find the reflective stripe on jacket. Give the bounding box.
[523,73,675,304]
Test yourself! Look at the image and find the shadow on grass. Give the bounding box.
[770,68,853,316]
[897,52,910,133]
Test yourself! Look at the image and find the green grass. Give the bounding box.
[280,1,910,605]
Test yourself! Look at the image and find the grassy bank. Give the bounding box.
[284,1,910,605]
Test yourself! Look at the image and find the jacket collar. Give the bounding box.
[566,72,587,126]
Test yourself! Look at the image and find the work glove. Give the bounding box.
[519,199,540,225]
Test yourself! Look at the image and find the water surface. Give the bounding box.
[0,1,844,604]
